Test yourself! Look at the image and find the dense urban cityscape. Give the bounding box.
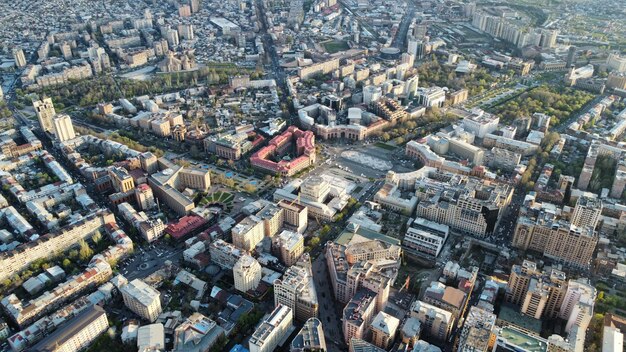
[0,0,624,351]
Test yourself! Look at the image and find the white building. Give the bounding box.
[249,305,294,352]
[52,114,76,142]
[121,279,162,322]
[233,255,262,293]
[403,217,449,257]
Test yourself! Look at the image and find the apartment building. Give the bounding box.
[233,255,262,293]
[505,261,568,320]
[209,239,245,270]
[30,305,108,352]
[121,279,162,322]
[257,204,284,237]
[52,114,76,142]
[277,200,308,233]
[512,195,599,268]
[326,238,401,307]
[410,300,454,341]
[2,261,112,328]
[291,318,326,352]
[272,230,304,266]
[274,254,318,322]
[33,98,56,134]
[249,305,294,352]
[342,289,377,345]
[457,306,496,352]
[370,311,400,350]
[0,210,114,281]
[232,215,265,251]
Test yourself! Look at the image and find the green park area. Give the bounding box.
[488,85,595,126]
[323,40,349,54]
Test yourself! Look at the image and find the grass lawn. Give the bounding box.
[374,142,397,150]
[200,191,234,206]
[323,40,350,54]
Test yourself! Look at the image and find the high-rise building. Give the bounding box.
[291,318,326,352]
[274,254,318,322]
[233,255,261,293]
[30,305,108,352]
[559,279,596,333]
[249,305,294,352]
[414,171,513,238]
[348,338,386,352]
[140,152,159,174]
[410,300,454,341]
[190,0,200,13]
[457,306,496,352]
[33,98,56,134]
[370,311,400,350]
[540,29,558,48]
[121,279,163,322]
[277,200,308,233]
[177,24,194,41]
[178,4,191,17]
[135,184,156,210]
[607,53,626,73]
[506,261,567,319]
[232,215,265,251]
[209,239,245,270]
[52,113,76,142]
[342,289,377,344]
[512,195,598,268]
[272,230,304,266]
[13,47,27,68]
[566,46,577,68]
[571,196,602,229]
[257,204,284,237]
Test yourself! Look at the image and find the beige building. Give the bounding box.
[505,260,567,319]
[232,215,265,251]
[140,152,159,174]
[342,289,377,345]
[179,168,211,191]
[370,311,400,350]
[410,300,454,341]
[249,305,294,352]
[277,200,308,234]
[33,98,56,134]
[274,254,318,322]
[121,279,162,322]
[0,210,114,281]
[109,167,136,193]
[607,72,626,90]
[233,255,262,293]
[272,230,304,266]
[135,184,156,210]
[30,305,108,352]
[257,204,284,237]
[512,195,599,268]
[209,239,245,270]
[52,114,76,142]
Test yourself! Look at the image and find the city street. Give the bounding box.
[311,251,345,352]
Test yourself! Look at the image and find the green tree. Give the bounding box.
[92,231,103,245]
[78,239,94,262]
